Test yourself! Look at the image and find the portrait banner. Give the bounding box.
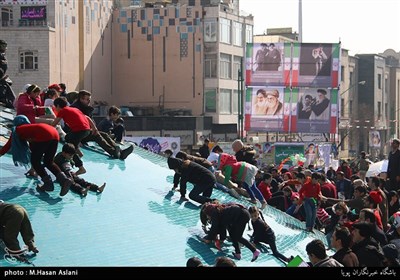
[369,131,381,148]
[245,87,285,132]
[293,43,340,88]
[246,42,340,88]
[245,42,286,87]
[295,88,338,133]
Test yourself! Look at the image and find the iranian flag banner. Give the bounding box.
[331,44,341,88]
[330,88,338,133]
[283,42,292,87]
[245,43,254,86]
[283,88,298,132]
[244,87,252,130]
[290,43,300,87]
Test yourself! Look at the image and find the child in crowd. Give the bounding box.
[217,153,267,209]
[200,202,260,261]
[97,106,125,143]
[54,143,106,197]
[167,157,215,204]
[248,206,293,263]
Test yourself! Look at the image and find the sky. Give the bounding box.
[239,0,400,55]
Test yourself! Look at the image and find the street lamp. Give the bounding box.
[340,80,366,96]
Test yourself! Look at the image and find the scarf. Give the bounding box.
[11,115,31,168]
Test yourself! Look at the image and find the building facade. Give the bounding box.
[0,0,113,96]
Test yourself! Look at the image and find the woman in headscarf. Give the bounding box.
[0,115,72,196]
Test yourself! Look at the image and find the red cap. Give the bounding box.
[48,83,62,92]
[369,191,383,204]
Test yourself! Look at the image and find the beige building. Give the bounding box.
[0,0,113,97]
[1,0,253,145]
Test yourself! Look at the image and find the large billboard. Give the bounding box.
[246,42,340,88]
[245,42,340,133]
[21,6,46,20]
[245,87,338,133]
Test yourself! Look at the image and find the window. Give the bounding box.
[233,90,239,114]
[204,19,217,42]
[340,98,344,117]
[219,89,231,114]
[341,66,344,82]
[1,7,13,27]
[245,24,253,43]
[19,51,38,70]
[349,100,353,115]
[220,53,231,79]
[385,103,388,118]
[233,56,242,80]
[204,54,217,78]
[385,78,388,93]
[220,18,231,44]
[232,21,242,46]
[204,89,217,113]
[340,131,345,151]
[378,101,381,117]
[378,74,382,89]
[349,71,353,86]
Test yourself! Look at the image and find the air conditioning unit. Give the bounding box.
[247,136,259,144]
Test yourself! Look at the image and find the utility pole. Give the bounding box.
[298,0,302,42]
[238,57,244,140]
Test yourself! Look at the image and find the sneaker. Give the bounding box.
[36,185,46,193]
[25,170,38,179]
[36,183,53,192]
[260,201,267,210]
[228,188,240,199]
[119,144,134,160]
[180,196,189,202]
[113,145,121,159]
[97,183,106,193]
[232,252,241,260]
[305,227,314,233]
[80,187,89,197]
[251,249,260,262]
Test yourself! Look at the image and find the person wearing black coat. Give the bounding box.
[351,222,385,267]
[168,157,215,204]
[201,202,260,261]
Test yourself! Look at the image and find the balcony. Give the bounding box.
[18,19,49,27]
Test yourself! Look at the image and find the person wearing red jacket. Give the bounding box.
[16,84,45,124]
[0,115,72,196]
[296,172,321,232]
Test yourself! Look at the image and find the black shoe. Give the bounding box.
[119,144,134,160]
[36,183,53,192]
